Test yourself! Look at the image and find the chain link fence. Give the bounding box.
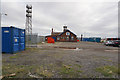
[37,36,45,43]
[26,33,38,47]
[26,33,45,47]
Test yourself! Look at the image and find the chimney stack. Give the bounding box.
[63,25,67,32]
[51,28,53,35]
[81,34,83,41]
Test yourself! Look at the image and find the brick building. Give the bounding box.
[46,26,77,42]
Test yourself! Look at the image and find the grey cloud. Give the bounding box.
[1,2,118,38]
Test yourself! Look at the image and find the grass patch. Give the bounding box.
[100,56,109,59]
[74,64,82,73]
[25,47,39,52]
[2,64,27,78]
[77,70,83,73]
[36,65,53,78]
[37,69,53,78]
[60,64,74,75]
[96,65,118,77]
[2,64,40,78]
[26,47,37,50]
[75,64,82,68]
[3,64,55,78]
[104,59,112,62]
[59,64,82,77]
[9,55,19,59]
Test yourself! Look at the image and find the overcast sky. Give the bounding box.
[1,0,119,38]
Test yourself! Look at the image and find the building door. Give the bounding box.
[69,36,71,41]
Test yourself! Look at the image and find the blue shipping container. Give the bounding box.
[89,38,95,42]
[82,37,101,43]
[95,38,101,43]
[89,37,101,42]
[2,26,25,53]
[82,38,90,41]
[19,29,25,51]
[52,37,57,42]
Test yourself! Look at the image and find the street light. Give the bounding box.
[1,13,7,16]
[0,13,7,77]
[0,13,8,28]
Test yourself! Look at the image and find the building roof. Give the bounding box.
[52,32,62,36]
[46,28,77,37]
[58,29,77,36]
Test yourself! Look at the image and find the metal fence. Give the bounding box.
[37,36,45,43]
[26,33,45,47]
[26,33,38,47]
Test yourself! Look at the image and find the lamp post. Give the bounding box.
[1,13,7,16]
[1,13,8,26]
[0,13,7,78]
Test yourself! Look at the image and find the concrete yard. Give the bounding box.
[2,42,119,78]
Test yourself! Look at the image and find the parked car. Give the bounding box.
[104,40,114,46]
[113,40,120,47]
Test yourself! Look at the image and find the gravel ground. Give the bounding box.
[2,42,119,78]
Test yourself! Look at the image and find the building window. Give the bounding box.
[66,32,70,35]
[57,37,60,40]
[71,36,74,40]
[67,37,69,40]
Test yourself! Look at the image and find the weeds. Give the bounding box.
[9,55,19,59]
[96,65,118,77]
[60,64,74,75]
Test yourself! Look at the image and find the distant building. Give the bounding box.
[107,38,120,40]
[46,26,77,42]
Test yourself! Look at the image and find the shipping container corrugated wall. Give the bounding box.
[19,29,25,51]
[82,38,90,41]
[2,27,12,53]
[2,26,25,53]
[52,37,57,42]
[95,38,101,43]
[82,37,101,43]
[12,27,20,52]
[89,38,95,42]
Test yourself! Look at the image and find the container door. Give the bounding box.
[19,29,25,51]
[13,37,19,52]
[2,27,12,53]
[12,27,19,52]
[20,37,25,50]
